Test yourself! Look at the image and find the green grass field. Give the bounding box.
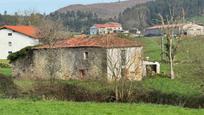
[0,68,12,76]
[136,36,204,96]
[0,99,203,115]
[0,59,11,76]
[189,16,204,24]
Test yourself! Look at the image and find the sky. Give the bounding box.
[0,0,122,15]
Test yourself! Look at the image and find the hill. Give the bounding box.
[56,0,152,19]
[119,0,204,30]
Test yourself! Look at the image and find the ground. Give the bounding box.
[0,99,203,115]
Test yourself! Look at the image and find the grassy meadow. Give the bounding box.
[0,59,11,76]
[0,99,203,115]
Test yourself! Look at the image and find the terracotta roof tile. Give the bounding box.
[0,25,39,39]
[36,34,142,49]
[94,22,122,28]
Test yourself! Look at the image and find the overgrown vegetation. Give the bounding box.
[7,46,33,63]
[0,60,11,76]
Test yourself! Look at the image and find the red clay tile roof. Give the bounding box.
[94,22,122,28]
[0,25,39,39]
[36,34,142,49]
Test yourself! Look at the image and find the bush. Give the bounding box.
[27,80,204,108]
[0,74,19,97]
[32,81,114,102]
[7,46,33,63]
[0,63,10,68]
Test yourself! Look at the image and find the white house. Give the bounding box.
[0,25,40,59]
[90,22,123,35]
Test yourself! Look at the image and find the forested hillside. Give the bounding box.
[119,0,204,30]
[48,11,111,34]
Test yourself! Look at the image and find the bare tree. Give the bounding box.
[158,8,185,79]
[16,10,44,26]
[36,18,70,83]
[106,35,143,101]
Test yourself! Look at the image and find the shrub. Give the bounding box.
[0,63,10,68]
[7,46,33,63]
[0,74,19,97]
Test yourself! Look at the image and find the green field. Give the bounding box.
[138,36,204,96]
[0,68,12,76]
[0,59,11,76]
[0,99,203,115]
[189,16,204,24]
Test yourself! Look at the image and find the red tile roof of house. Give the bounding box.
[36,34,142,49]
[0,25,39,39]
[94,22,122,28]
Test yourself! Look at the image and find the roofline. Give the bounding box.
[0,27,38,39]
[34,45,143,50]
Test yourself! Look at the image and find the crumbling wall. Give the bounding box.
[13,48,107,80]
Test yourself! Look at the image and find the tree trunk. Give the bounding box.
[115,78,119,102]
[169,38,175,79]
[161,36,165,61]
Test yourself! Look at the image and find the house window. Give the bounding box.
[83,52,89,60]
[8,33,12,36]
[121,50,126,66]
[8,42,12,46]
[8,51,12,54]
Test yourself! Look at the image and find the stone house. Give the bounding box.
[12,34,143,81]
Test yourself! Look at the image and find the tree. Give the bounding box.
[106,35,143,101]
[158,8,185,79]
[36,18,70,83]
[16,11,45,26]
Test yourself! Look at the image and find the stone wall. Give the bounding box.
[12,46,143,81]
[107,47,143,81]
[13,47,107,80]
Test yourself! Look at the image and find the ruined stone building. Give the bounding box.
[12,34,143,81]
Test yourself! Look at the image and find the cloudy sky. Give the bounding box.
[0,0,121,14]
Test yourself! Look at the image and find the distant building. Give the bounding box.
[12,34,144,81]
[90,22,123,35]
[144,23,204,37]
[0,25,40,59]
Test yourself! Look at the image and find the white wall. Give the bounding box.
[0,29,39,59]
[90,26,123,35]
[106,47,143,81]
[90,27,98,35]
